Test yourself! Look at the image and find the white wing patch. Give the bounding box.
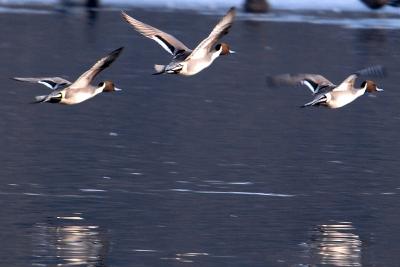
[38,80,57,90]
[152,36,174,55]
[301,80,317,94]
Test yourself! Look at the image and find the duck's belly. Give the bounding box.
[328,94,360,109]
[181,59,213,76]
[61,93,94,105]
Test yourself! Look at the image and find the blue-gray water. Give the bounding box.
[0,7,400,267]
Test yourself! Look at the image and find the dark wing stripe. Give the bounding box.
[40,80,58,89]
[221,25,232,36]
[303,79,319,91]
[155,35,175,54]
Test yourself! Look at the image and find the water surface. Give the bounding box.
[0,7,399,267]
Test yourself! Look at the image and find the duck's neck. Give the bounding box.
[355,84,368,97]
[94,83,106,95]
[211,51,221,61]
[94,86,104,95]
[353,86,367,97]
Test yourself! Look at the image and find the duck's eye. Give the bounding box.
[98,82,105,87]
[215,44,221,51]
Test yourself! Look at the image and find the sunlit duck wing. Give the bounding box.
[121,11,191,56]
[334,74,358,91]
[186,7,236,60]
[69,47,124,89]
[267,73,336,94]
[12,77,72,90]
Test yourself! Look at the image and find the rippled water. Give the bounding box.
[0,6,400,267]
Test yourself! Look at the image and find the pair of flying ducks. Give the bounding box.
[13,8,236,105]
[13,7,384,108]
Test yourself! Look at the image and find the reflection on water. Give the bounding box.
[32,217,107,266]
[305,222,362,266]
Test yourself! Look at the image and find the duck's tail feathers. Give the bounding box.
[301,95,327,108]
[31,95,48,104]
[152,64,166,75]
[388,0,400,6]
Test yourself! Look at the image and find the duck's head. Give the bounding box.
[215,43,235,56]
[361,80,383,93]
[98,81,122,92]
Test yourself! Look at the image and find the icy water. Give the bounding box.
[0,7,400,267]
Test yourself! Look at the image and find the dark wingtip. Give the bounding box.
[121,10,131,23]
[265,75,285,88]
[265,74,294,88]
[266,76,274,87]
[378,65,387,77]
[228,6,237,18]
[266,76,285,89]
[112,46,124,55]
[354,65,386,78]
[152,71,164,75]
[30,99,44,104]
[102,47,124,69]
[11,77,24,82]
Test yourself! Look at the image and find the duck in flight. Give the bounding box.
[267,65,384,109]
[13,47,124,105]
[121,7,236,76]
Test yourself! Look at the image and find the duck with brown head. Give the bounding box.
[268,65,385,109]
[98,81,122,93]
[15,47,124,105]
[121,7,236,76]
[215,43,236,56]
[361,80,384,93]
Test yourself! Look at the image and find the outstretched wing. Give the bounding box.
[70,47,124,88]
[187,7,236,60]
[337,65,386,91]
[121,11,190,56]
[354,65,386,78]
[12,77,72,90]
[267,73,335,94]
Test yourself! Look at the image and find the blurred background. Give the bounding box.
[0,0,399,267]
[1,0,400,11]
